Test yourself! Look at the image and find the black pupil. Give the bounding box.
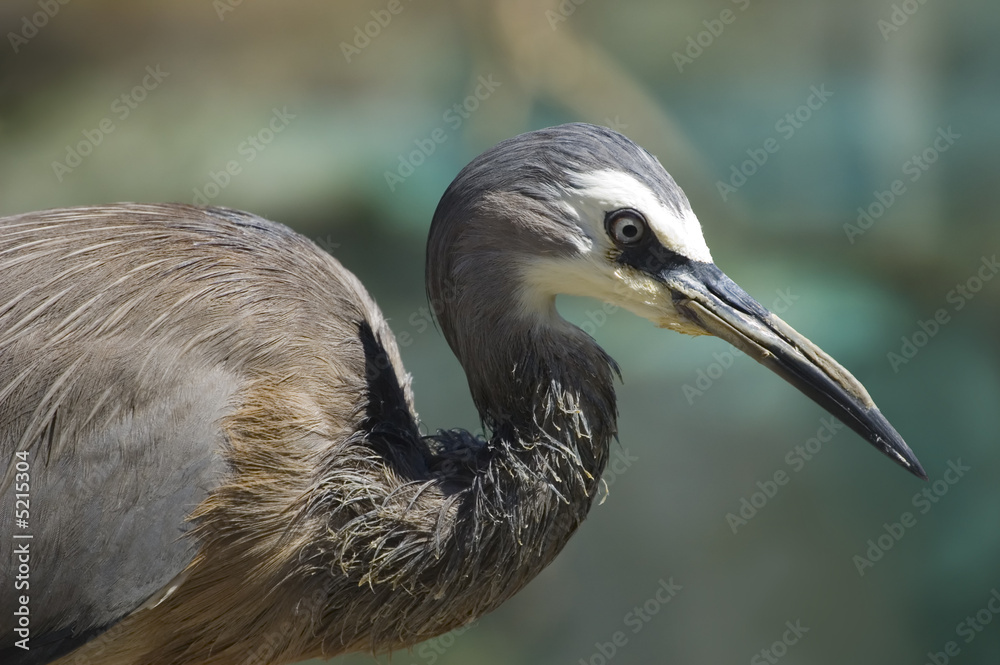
[607,210,644,245]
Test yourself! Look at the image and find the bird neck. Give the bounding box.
[452,305,620,522]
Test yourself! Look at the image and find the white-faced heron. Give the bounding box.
[0,123,924,665]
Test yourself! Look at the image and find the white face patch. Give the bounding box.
[560,169,712,264]
[516,169,715,335]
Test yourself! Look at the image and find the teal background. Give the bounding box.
[2,1,998,663]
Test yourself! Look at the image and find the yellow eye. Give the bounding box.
[606,209,647,246]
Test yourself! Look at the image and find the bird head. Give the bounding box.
[427,123,925,479]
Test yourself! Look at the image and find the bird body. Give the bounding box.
[0,204,610,665]
[0,124,924,665]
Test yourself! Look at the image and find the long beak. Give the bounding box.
[661,261,927,480]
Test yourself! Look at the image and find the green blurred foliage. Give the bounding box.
[2,0,998,663]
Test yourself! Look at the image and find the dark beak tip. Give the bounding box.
[900,449,929,481]
[886,440,928,481]
[867,410,927,480]
[664,263,928,481]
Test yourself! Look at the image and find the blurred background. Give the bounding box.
[2,0,998,663]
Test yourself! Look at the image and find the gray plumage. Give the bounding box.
[0,123,924,665]
[0,189,614,663]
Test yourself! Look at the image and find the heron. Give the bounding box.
[0,123,924,665]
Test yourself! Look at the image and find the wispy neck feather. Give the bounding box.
[431,241,620,509]
[427,195,621,499]
[422,198,622,642]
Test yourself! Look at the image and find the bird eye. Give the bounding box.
[606,209,647,246]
